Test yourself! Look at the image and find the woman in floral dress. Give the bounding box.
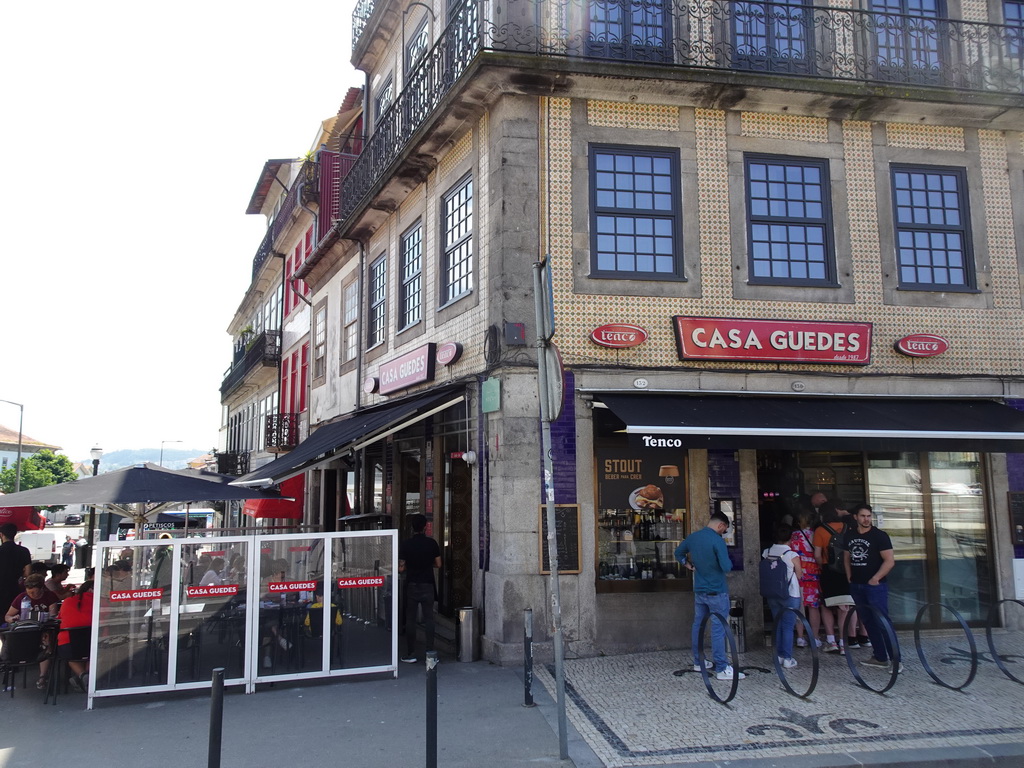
[790,509,822,648]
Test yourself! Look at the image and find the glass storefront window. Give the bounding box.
[330,533,394,670]
[867,452,991,625]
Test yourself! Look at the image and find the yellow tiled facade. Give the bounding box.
[544,99,1024,378]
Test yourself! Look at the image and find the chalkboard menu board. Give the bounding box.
[539,504,581,574]
[1009,492,1024,553]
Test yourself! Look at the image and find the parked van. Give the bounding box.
[15,530,58,564]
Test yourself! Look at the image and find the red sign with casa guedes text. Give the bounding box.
[337,576,386,589]
[185,585,240,599]
[110,588,165,602]
[674,316,872,365]
[267,581,317,593]
[378,343,436,395]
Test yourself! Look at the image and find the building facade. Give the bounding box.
[234,0,1024,661]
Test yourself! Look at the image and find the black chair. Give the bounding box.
[46,626,92,705]
[0,623,47,698]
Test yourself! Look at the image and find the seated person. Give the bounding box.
[4,574,60,689]
[199,557,225,586]
[45,563,76,599]
[57,580,94,692]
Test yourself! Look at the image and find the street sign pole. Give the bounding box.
[532,257,568,760]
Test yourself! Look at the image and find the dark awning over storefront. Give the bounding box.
[596,394,1024,452]
[233,389,464,486]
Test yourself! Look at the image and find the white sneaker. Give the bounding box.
[692,660,713,672]
[795,637,808,648]
[277,637,292,650]
[715,665,746,680]
[779,657,798,669]
[262,655,272,669]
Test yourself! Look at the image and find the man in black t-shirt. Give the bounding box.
[845,504,897,670]
[398,514,441,664]
[0,523,32,618]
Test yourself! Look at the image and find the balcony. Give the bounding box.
[220,330,282,398]
[343,0,1022,224]
[216,451,251,477]
[265,412,301,453]
[251,228,275,282]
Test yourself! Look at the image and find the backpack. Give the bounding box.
[759,548,794,600]
[819,524,846,574]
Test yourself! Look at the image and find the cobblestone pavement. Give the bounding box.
[536,630,1024,767]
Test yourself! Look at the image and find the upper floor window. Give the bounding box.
[441,175,473,305]
[399,221,423,330]
[589,145,682,279]
[586,0,671,62]
[343,279,360,363]
[732,0,813,74]
[369,253,388,347]
[312,302,327,380]
[1006,0,1024,57]
[405,17,431,74]
[744,155,835,284]
[870,0,943,83]
[890,165,974,290]
[375,76,394,121]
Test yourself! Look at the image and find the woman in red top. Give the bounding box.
[57,580,93,692]
[789,510,822,649]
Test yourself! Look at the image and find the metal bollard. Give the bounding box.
[524,608,535,707]
[208,667,225,768]
[426,651,438,768]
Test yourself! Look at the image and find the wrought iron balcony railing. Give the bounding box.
[216,450,251,477]
[265,412,301,452]
[221,330,282,397]
[343,0,1022,223]
[252,228,275,282]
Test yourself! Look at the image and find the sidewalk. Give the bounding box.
[536,629,1024,768]
[0,659,576,768]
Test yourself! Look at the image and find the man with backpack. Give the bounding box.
[813,501,855,653]
[761,523,803,668]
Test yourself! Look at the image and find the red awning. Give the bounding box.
[0,506,45,531]
[243,475,304,520]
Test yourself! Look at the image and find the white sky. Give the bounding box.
[1,2,362,463]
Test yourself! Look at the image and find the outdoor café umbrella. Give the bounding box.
[0,463,288,538]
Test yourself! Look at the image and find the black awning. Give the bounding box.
[233,389,464,486]
[596,394,1024,452]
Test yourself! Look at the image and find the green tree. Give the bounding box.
[0,449,79,510]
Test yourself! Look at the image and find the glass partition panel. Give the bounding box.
[177,540,249,683]
[929,452,990,622]
[94,543,170,691]
[331,533,395,670]
[866,452,926,624]
[255,537,325,677]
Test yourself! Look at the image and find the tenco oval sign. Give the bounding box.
[894,334,949,358]
[590,324,648,349]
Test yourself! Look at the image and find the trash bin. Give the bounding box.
[728,597,745,654]
[457,606,479,662]
[75,545,89,570]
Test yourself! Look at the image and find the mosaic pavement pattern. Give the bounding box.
[537,630,1024,766]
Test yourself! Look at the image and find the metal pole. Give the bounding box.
[532,260,568,760]
[523,608,535,707]
[208,667,225,768]
[426,651,438,768]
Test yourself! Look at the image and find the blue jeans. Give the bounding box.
[849,582,893,662]
[692,592,731,670]
[767,595,801,660]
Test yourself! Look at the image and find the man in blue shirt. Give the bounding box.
[675,512,745,680]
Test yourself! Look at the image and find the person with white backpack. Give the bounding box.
[761,523,803,669]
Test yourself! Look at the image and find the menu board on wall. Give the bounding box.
[1009,492,1024,557]
[539,504,581,574]
[595,446,687,517]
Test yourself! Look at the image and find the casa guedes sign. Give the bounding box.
[894,334,949,358]
[590,323,649,349]
[378,343,437,395]
[673,316,873,365]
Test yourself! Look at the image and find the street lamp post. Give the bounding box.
[85,444,103,568]
[159,440,183,467]
[0,399,24,493]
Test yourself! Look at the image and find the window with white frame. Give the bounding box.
[399,221,423,329]
[343,279,359,363]
[441,175,473,305]
[312,302,327,380]
[369,253,387,347]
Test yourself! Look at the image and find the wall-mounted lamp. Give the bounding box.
[659,465,679,484]
[462,450,477,466]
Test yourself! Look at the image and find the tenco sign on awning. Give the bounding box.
[673,316,872,365]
